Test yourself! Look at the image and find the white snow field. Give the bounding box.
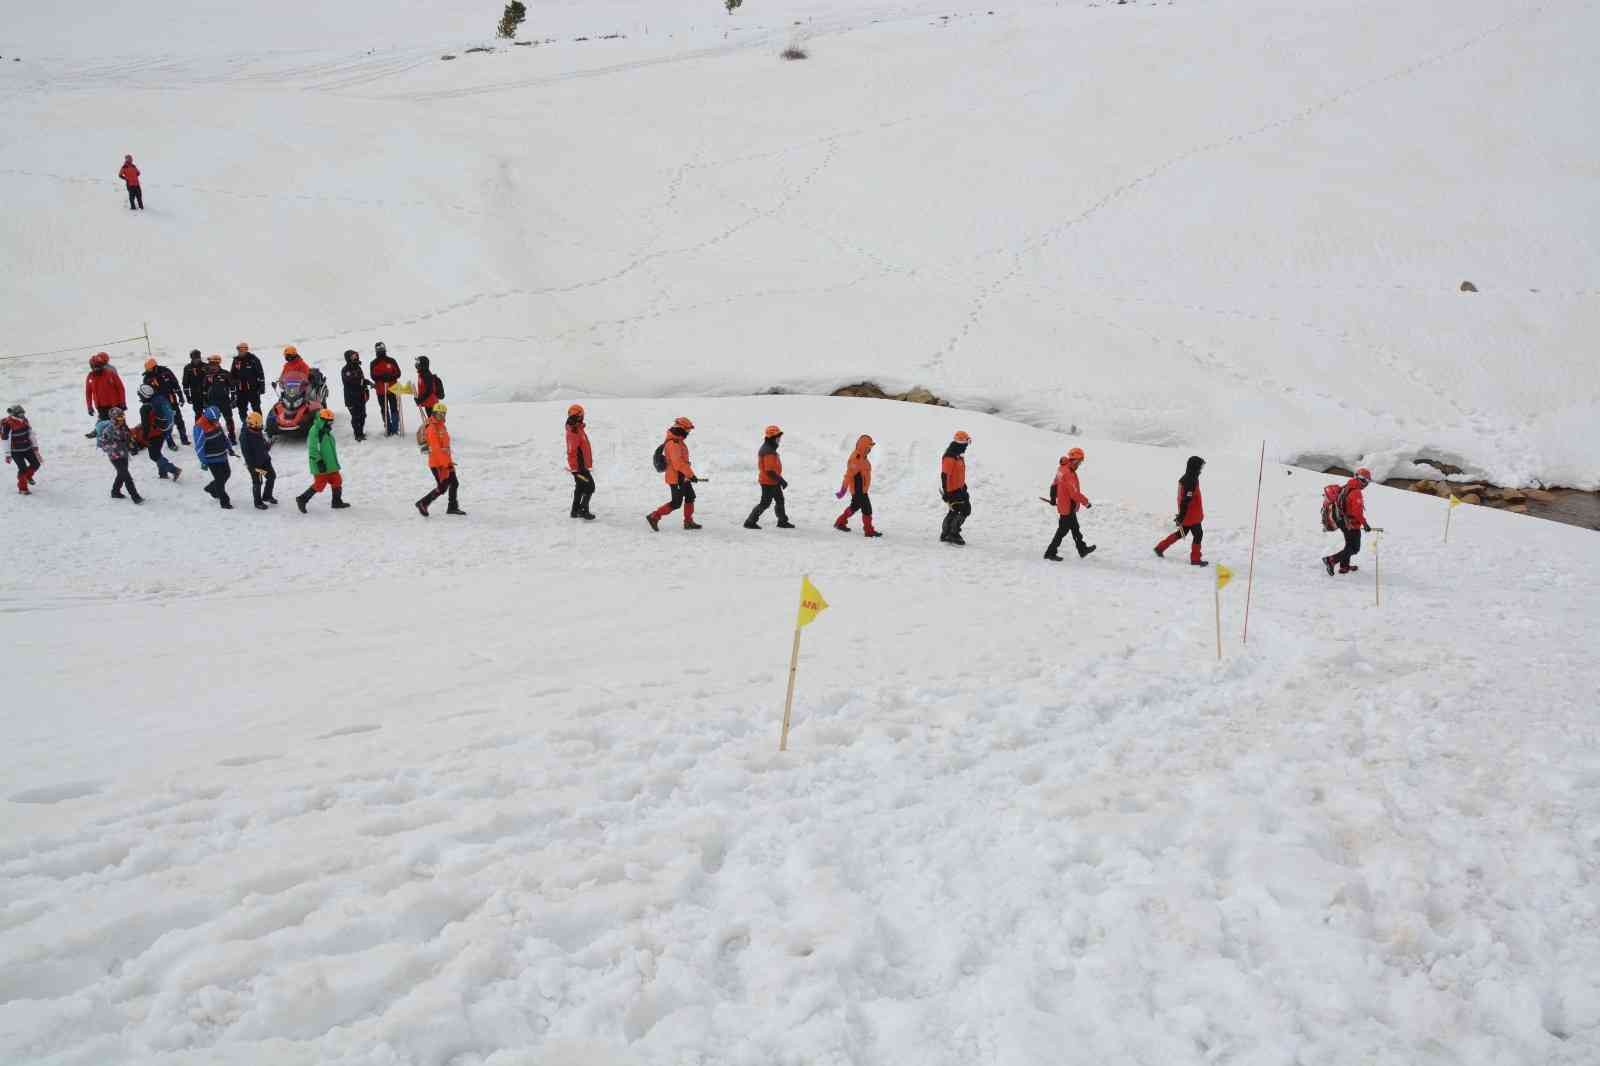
[3,0,1600,1063]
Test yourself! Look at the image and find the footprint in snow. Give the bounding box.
[10,780,105,804]
[315,724,382,740]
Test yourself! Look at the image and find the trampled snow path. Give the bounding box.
[2,398,1597,1064]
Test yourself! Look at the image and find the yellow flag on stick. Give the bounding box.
[1215,564,1234,591]
[1448,494,1462,507]
[389,381,417,395]
[797,576,829,628]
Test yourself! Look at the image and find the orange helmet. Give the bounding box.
[764,424,782,438]
[283,345,299,358]
[953,431,971,444]
[207,354,223,364]
[143,357,157,370]
[236,342,250,351]
[318,408,335,421]
[567,403,585,418]
[89,352,110,368]
[1355,467,1372,482]
[1067,447,1085,461]
[673,416,695,431]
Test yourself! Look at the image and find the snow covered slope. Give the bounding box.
[3,397,1599,1064]
[1,0,1596,487]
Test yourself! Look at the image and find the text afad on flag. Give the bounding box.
[797,576,829,629]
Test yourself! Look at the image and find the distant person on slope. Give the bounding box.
[566,404,595,520]
[414,404,464,517]
[96,408,142,504]
[939,431,972,546]
[340,351,372,441]
[231,343,266,422]
[413,356,444,420]
[834,434,881,537]
[744,425,794,530]
[296,409,349,512]
[369,342,402,436]
[202,354,238,445]
[142,357,189,447]
[193,406,234,509]
[646,417,701,531]
[1322,467,1373,576]
[240,411,277,509]
[118,154,143,210]
[1154,455,1207,566]
[136,384,182,482]
[2,405,41,494]
[83,352,126,437]
[181,350,208,426]
[1044,448,1095,561]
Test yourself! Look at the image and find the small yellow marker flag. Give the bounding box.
[390,381,417,396]
[1448,494,1462,507]
[1215,563,1234,591]
[797,576,829,628]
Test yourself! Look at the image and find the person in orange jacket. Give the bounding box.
[646,417,701,531]
[565,404,595,519]
[84,352,127,436]
[744,425,794,530]
[1044,447,1096,560]
[834,434,881,537]
[939,431,972,545]
[414,403,464,517]
[1154,455,1207,565]
[118,155,143,210]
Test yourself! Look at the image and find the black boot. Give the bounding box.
[1322,555,1336,576]
[1044,550,1063,561]
[1077,544,1096,558]
[744,509,762,530]
[416,496,431,517]
[331,487,350,509]
[296,489,314,513]
[446,505,466,516]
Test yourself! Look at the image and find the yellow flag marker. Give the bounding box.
[1449,494,1462,507]
[781,576,829,751]
[1445,494,1462,543]
[1215,563,1234,590]
[1212,564,1233,659]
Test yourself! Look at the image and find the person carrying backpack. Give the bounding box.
[240,411,277,509]
[414,356,443,419]
[1154,455,1206,566]
[744,425,794,530]
[833,434,881,537]
[1044,448,1096,560]
[193,406,233,509]
[143,357,189,446]
[566,404,595,520]
[1322,468,1373,575]
[231,343,266,423]
[646,417,701,531]
[97,408,142,504]
[414,404,465,517]
[340,350,372,441]
[137,384,182,481]
[84,352,126,436]
[370,342,402,435]
[939,431,973,546]
[2,405,41,494]
[296,409,349,512]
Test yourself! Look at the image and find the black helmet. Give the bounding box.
[374,341,387,354]
[344,349,359,360]
[188,349,202,360]
[5,405,23,417]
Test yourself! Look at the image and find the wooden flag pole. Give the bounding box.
[1374,531,1381,607]
[143,322,153,360]
[1443,505,1453,544]
[779,626,803,751]
[1242,440,1265,643]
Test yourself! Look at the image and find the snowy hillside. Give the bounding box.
[2,0,1596,487]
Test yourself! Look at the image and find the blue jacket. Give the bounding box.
[193,416,231,466]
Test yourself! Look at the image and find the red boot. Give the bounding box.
[863,514,882,538]
[834,506,855,532]
[683,500,702,530]
[1155,530,1182,557]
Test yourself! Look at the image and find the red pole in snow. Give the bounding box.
[1242,440,1265,643]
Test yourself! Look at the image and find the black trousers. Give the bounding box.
[1047,513,1088,555]
[941,492,971,538]
[661,480,695,513]
[347,400,367,439]
[749,484,788,523]
[237,393,262,423]
[126,184,143,209]
[110,457,137,497]
[571,471,595,515]
[146,436,178,476]
[1332,527,1362,565]
[204,462,231,505]
[13,450,40,482]
[167,400,189,444]
[848,491,873,516]
[421,466,459,509]
[251,463,276,504]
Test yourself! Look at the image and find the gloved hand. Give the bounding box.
[941,492,950,503]
[1363,524,1372,533]
[1174,515,1184,527]
[3,455,10,464]
[691,476,701,483]
[778,478,788,489]
[1082,501,1092,509]
[835,487,847,499]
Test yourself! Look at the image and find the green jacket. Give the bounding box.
[307,418,341,475]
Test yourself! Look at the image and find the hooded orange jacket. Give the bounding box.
[663,433,695,485]
[424,418,452,469]
[1053,461,1089,515]
[841,436,873,494]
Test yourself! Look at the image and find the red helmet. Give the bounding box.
[764,424,782,438]
[673,416,695,431]
[953,431,971,444]
[567,403,585,418]
[89,352,110,368]
[1067,447,1085,461]
[1355,467,1373,482]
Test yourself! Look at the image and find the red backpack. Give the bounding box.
[1321,483,1353,531]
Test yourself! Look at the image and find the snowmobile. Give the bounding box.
[266,367,329,438]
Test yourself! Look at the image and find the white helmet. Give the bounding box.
[137,383,156,399]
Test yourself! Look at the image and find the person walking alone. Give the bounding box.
[119,155,143,210]
[97,408,142,504]
[1154,455,1207,566]
[833,434,881,537]
[645,417,701,531]
[2,405,41,494]
[1323,468,1374,575]
[414,404,464,517]
[939,431,973,546]
[744,425,794,530]
[566,404,595,519]
[1044,448,1096,560]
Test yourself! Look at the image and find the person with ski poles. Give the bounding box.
[1323,467,1374,575]
[118,154,143,210]
[833,434,882,537]
[1044,447,1096,560]
[201,354,238,444]
[143,357,190,447]
[240,410,277,509]
[369,342,402,436]
[296,409,350,512]
[1154,455,1207,566]
[97,408,142,504]
[566,404,596,520]
[646,417,702,531]
[84,352,126,437]
[414,403,465,517]
[192,406,234,509]
[744,425,794,530]
[181,350,207,427]
[939,431,973,545]
[136,384,182,482]
[2,405,41,494]
[340,350,372,441]
[231,343,266,424]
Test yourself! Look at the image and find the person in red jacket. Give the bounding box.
[1323,468,1374,575]
[743,425,793,530]
[369,342,402,435]
[646,417,701,531]
[834,434,881,537]
[1044,447,1096,560]
[1154,455,1207,566]
[119,155,143,210]
[413,356,443,418]
[84,352,127,436]
[565,404,596,520]
[939,431,972,545]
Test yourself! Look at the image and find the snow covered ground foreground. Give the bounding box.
[3,396,1599,1064]
[2,0,1598,487]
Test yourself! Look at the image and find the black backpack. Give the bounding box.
[432,375,444,400]
[652,443,667,472]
